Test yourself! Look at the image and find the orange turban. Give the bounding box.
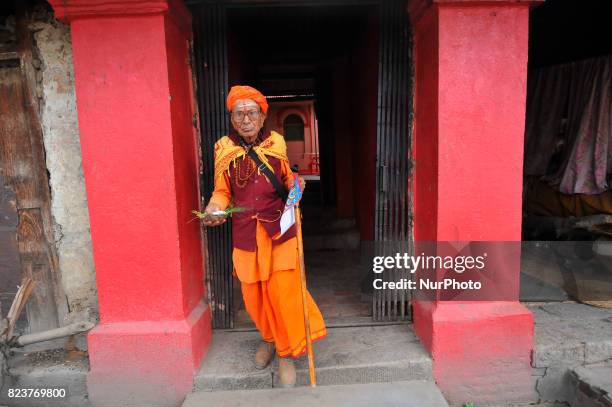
[226,85,269,114]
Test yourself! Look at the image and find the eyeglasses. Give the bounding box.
[231,109,261,122]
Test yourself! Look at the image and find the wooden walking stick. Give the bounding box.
[294,202,316,387]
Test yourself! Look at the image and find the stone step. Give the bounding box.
[0,349,89,407]
[183,380,449,407]
[194,324,432,392]
[567,362,612,407]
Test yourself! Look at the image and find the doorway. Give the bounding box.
[191,0,413,328]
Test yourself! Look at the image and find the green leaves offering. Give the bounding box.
[191,204,246,222]
[223,204,247,215]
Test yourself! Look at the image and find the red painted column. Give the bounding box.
[49,1,211,405]
[409,0,541,404]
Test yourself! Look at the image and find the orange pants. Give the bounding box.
[234,222,326,358]
[240,267,327,358]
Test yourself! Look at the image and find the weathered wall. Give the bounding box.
[28,5,98,325]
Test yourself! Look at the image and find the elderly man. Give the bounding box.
[203,85,326,387]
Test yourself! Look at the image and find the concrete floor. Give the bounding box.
[183,380,449,407]
[235,248,373,327]
[528,302,612,403]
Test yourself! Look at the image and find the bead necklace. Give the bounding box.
[234,156,257,188]
[232,129,265,188]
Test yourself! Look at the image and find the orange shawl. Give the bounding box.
[213,131,288,181]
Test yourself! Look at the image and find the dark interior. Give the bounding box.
[226,4,379,240]
[528,0,612,69]
[519,0,612,304]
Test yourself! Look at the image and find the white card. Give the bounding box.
[279,205,295,237]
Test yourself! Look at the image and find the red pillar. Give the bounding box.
[49,1,211,405]
[409,0,541,404]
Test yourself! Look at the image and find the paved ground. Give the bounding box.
[235,247,371,326]
[235,251,372,326]
[0,349,89,407]
[568,362,612,407]
[529,302,612,367]
[528,302,612,403]
[183,380,449,407]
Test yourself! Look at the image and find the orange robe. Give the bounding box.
[209,159,326,358]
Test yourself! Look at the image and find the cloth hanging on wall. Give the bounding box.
[524,55,612,195]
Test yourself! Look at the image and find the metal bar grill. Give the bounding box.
[373,0,413,321]
[193,3,234,329]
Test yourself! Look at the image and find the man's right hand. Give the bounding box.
[203,202,227,227]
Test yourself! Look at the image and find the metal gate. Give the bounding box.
[373,0,414,321]
[193,3,234,329]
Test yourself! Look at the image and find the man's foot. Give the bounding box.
[278,358,296,388]
[254,341,275,370]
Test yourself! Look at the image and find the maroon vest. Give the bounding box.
[228,145,296,251]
